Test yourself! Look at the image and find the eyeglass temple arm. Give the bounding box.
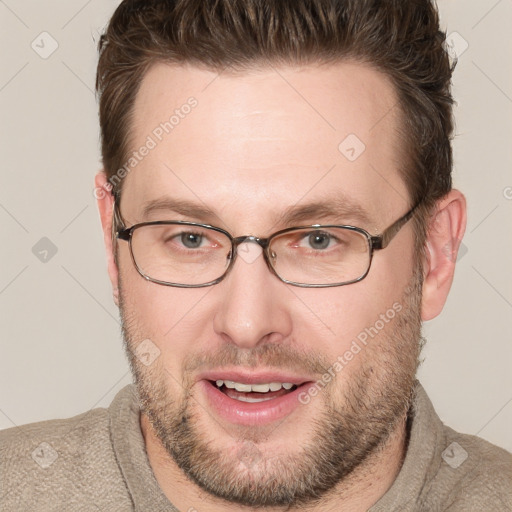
[111,194,129,242]
[370,201,421,250]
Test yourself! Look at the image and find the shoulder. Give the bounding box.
[381,382,512,512]
[437,426,512,510]
[422,424,512,511]
[0,397,133,510]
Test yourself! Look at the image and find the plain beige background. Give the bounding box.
[1,1,511,453]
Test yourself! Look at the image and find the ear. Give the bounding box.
[94,172,119,306]
[420,189,467,321]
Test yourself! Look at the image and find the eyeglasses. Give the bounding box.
[113,200,420,288]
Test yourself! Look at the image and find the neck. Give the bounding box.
[140,413,408,512]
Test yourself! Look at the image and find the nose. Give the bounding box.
[213,241,292,349]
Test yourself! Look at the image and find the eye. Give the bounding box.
[276,228,354,255]
[294,230,344,251]
[179,231,205,249]
[160,227,213,250]
[156,224,230,253]
[306,231,332,250]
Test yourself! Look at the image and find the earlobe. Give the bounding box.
[420,189,467,321]
[94,171,120,307]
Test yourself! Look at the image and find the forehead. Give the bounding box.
[122,61,408,230]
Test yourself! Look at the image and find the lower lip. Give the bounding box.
[199,380,311,426]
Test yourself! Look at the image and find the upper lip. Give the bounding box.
[197,369,315,385]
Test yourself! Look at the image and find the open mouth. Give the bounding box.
[201,376,313,425]
[209,379,300,403]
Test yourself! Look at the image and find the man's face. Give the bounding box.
[116,61,424,507]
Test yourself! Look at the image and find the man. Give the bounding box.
[1,0,511,510]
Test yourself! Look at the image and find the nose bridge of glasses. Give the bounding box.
[229,235,275,266]
[232,235,269,249]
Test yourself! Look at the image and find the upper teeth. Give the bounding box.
[215,380,295,392]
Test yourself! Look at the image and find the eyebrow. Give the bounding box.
[278,199,372,227]
[140,195,373,229]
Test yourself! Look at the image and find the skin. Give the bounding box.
[96,61,466,511]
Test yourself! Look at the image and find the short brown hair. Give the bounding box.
[96,0,455,250]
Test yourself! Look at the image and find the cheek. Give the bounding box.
[119,250,211,345]
[122,278,215,387]
[298,291,387,354]
[297,260,413,359]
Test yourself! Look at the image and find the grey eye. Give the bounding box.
[180,232,203,248]
[308,232,331,250]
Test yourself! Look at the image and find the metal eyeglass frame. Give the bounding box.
[113,197,422,288]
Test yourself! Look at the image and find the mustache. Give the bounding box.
[183,342,332,378]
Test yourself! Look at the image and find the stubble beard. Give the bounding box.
[119,264,425,508]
